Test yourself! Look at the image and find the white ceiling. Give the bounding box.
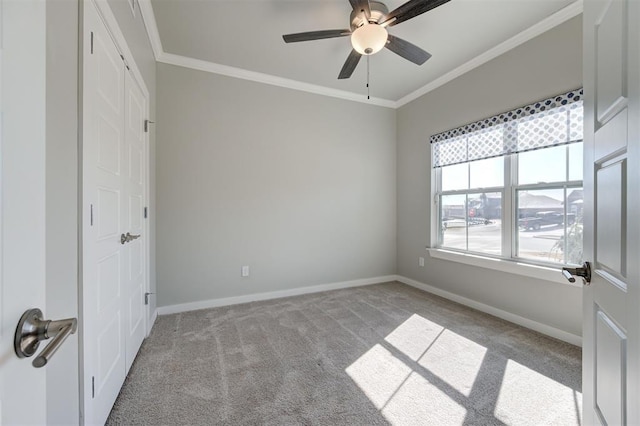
[146,0,581,106]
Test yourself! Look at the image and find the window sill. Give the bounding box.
[427,248,582,287]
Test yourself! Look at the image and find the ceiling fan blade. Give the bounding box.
[282,29,351,43]
[381,0,450,27]
[338,49,362,79]
[385,34,431,65]
[349,0,372,20]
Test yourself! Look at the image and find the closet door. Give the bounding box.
[83,2,127,423]
[83,2,149,423]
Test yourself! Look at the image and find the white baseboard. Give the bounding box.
[147,308,158,337]
[395,275,583,347]
[151,309,158,327]
[155,274,581,347]
[156,275,398,316]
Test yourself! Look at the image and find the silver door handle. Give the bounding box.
[127,232,141,242]
[562,261,592,285]
[14,308,78,368]
[120,232,141,244]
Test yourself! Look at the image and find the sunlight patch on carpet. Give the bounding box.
[381,372,467,425]
[345,344,412,409]
[495,359,583,425]
[384,313,488,397]
[384,314,444,361]
[417,329,487,397]
[347,314,473,424]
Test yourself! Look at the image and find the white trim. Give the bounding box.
[136,0,582,108]
[396,275,583,346]
[148,309,158,337]
[92,0,150,99]
[156,275,398,315]
[137,0,162,60]
[396,0,584,107]
[157,52,397,109]
[156,273,582,346]
[427,248,583,287]
[141,81,152,338]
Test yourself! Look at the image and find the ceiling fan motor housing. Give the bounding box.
[350,1,390,30]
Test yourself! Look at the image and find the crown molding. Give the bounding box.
[157,52,398,108]
[396,0,584,108]
[137,0,163,60]
[136,0,582,110]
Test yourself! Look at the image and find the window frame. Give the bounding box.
[433,142,584,270]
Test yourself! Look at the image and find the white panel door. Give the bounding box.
[83,2,149,423]
[123,70,146,370]
[0,0,48,424]
[83,2,127,424]
[583,0,640,424]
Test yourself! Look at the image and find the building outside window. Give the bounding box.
[432,88,583,266]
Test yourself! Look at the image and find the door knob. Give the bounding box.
[120,232,141,244]
[14,308,78,368]
[562,261,591,285]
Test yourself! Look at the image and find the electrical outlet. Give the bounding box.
[241,265,250,277]
[419,257,425,267]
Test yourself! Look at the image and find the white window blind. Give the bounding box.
[431,88,583,168]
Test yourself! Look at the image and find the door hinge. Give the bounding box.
[144,119,155,133]
[90,32,94,54]
[144,207,148,219]
[90,204,94,226]
[92,376,95,398]
[145,292,155,305]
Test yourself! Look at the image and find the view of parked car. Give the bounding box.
[518,211,575,231]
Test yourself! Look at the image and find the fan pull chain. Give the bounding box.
[366,55,370,100]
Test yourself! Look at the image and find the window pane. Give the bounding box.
[518,145,567,185]
[564,188,584,265]
[568,143,583,181]
[441,194,466,250]
[517,189,565,263]
[470,157,504,189]
[441,163,468,191]
[468,192,502,255]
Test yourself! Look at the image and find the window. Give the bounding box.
[432,89,583,267]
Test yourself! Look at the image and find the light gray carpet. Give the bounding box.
[107,282,582,425]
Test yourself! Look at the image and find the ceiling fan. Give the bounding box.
[282,0,451,79]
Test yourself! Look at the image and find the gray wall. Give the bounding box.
[107,0,158,316]
[156,64,396,307]
[396,17,584,336]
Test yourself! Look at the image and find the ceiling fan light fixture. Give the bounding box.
[350,23,388,55]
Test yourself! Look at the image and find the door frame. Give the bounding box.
[0,0,48,423]
[80,0,152,423]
